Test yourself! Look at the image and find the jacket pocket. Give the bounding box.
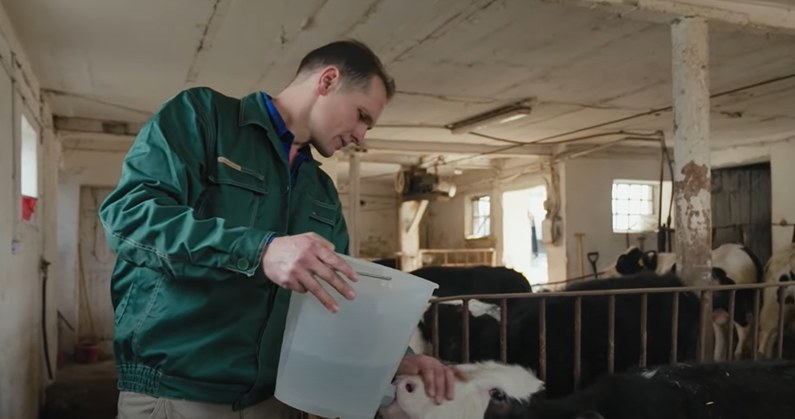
[307,199,337,235]
[199,157,267,227]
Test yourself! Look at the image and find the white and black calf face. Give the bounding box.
[776,270,795,305]
[379,361,544,419]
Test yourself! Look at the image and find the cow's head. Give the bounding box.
[615,247,660,276]
[776,271,795,305]
[379,361,544,419]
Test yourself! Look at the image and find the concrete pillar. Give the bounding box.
[348,152,360,257]
[399,200,429,272]
[671,16,713,362]
[671,16,712,286]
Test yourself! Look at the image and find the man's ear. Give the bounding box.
[575,411,605,419]
[316,66,341,95]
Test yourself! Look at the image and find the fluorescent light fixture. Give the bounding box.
[446,100,533,135]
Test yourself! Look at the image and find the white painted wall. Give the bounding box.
[422,151,669,282]
[340,180,399,259]
[562,154,672,278]
[0,4,59,418]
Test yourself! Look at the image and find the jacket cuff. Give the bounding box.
[227,229,277,276]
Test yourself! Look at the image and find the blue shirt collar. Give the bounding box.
[260,92,294,144]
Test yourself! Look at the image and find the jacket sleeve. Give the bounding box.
[98,88,274,281]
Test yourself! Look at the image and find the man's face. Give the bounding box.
[308,68,388,158]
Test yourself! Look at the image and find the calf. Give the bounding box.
[380,360,795,419]
[379,360,543,419]
[409,266,532,305]
[505,272,700,397]
[758,243,795,358]
[608,244,764,360]
[410,299,501,364]
[710,243,765,360]
[410,272,701,398]
[609,246,677,276]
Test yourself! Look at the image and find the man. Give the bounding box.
[99,40,461,419]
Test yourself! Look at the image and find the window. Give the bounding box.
[612,181,654,233]
[21,114,38,222]
[470,195,491,238]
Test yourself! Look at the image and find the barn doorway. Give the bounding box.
[711,162,772,263]
[502,186,548,288]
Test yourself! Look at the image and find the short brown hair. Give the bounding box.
[296,39,395,100]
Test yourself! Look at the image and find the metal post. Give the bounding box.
[348,152,360,257]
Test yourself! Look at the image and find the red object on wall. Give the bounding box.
[22,195,37,221]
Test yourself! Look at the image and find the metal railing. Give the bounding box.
[418,248,497,267]
[426,281,793,391]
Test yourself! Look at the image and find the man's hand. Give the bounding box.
[396,354,466,404]
[261,232,357,313]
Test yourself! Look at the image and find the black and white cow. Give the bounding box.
[758,243,795,358]
[409,299,502,364]
[409,272,701,398]
[505,272,701,397]
[709,243,765,360]
[409,266,532,305]
[380,360,795,419]
[607,243,764,360]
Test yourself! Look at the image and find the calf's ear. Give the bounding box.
[575,411,605,419]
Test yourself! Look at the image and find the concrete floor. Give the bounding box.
[40,360,118,419]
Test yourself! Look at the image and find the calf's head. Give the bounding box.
[379,361,544,419]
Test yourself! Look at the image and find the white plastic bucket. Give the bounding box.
[274,255,437,419]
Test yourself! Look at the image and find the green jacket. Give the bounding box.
[98,87,349,409]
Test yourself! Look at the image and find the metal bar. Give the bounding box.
[727,290,736,361]
[462,299,470,363]
[500,299,508,362]
[697,291,708,362]
[432,303,440,359]
[753,289,760,361]
[429,281,785,304]
[778,285,787,359]
[539,298,547,382]
[640,293,648,368]
[608,294,616,373]
[574,296,582,390]
[671,292,679,363]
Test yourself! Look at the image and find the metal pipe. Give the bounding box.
[753,289,761,361]
[430,281,786,304]
[500,299,508,363]
[574,296,582,390]
[778,285,787,359]
[640,293,648,368]
[608,294,616,373]
[671,292,679,363]
[727,290,736,361]
[432,303,440,359]
[462,299,470,363]
[539,299,547,382]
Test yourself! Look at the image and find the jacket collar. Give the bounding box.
[238,91,320,167]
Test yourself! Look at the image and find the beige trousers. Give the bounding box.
[116,391,304,419]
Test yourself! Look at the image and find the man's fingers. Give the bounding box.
[310,258,356,300]
[306,232,335,251]
[435,367,445,405]
[421,366,436,399]
[299,271,339,313]
[445,367,456,400]
[452,366,468,381]
[317,247,358,282]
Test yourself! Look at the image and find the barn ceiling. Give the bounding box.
[4,0,795,181]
